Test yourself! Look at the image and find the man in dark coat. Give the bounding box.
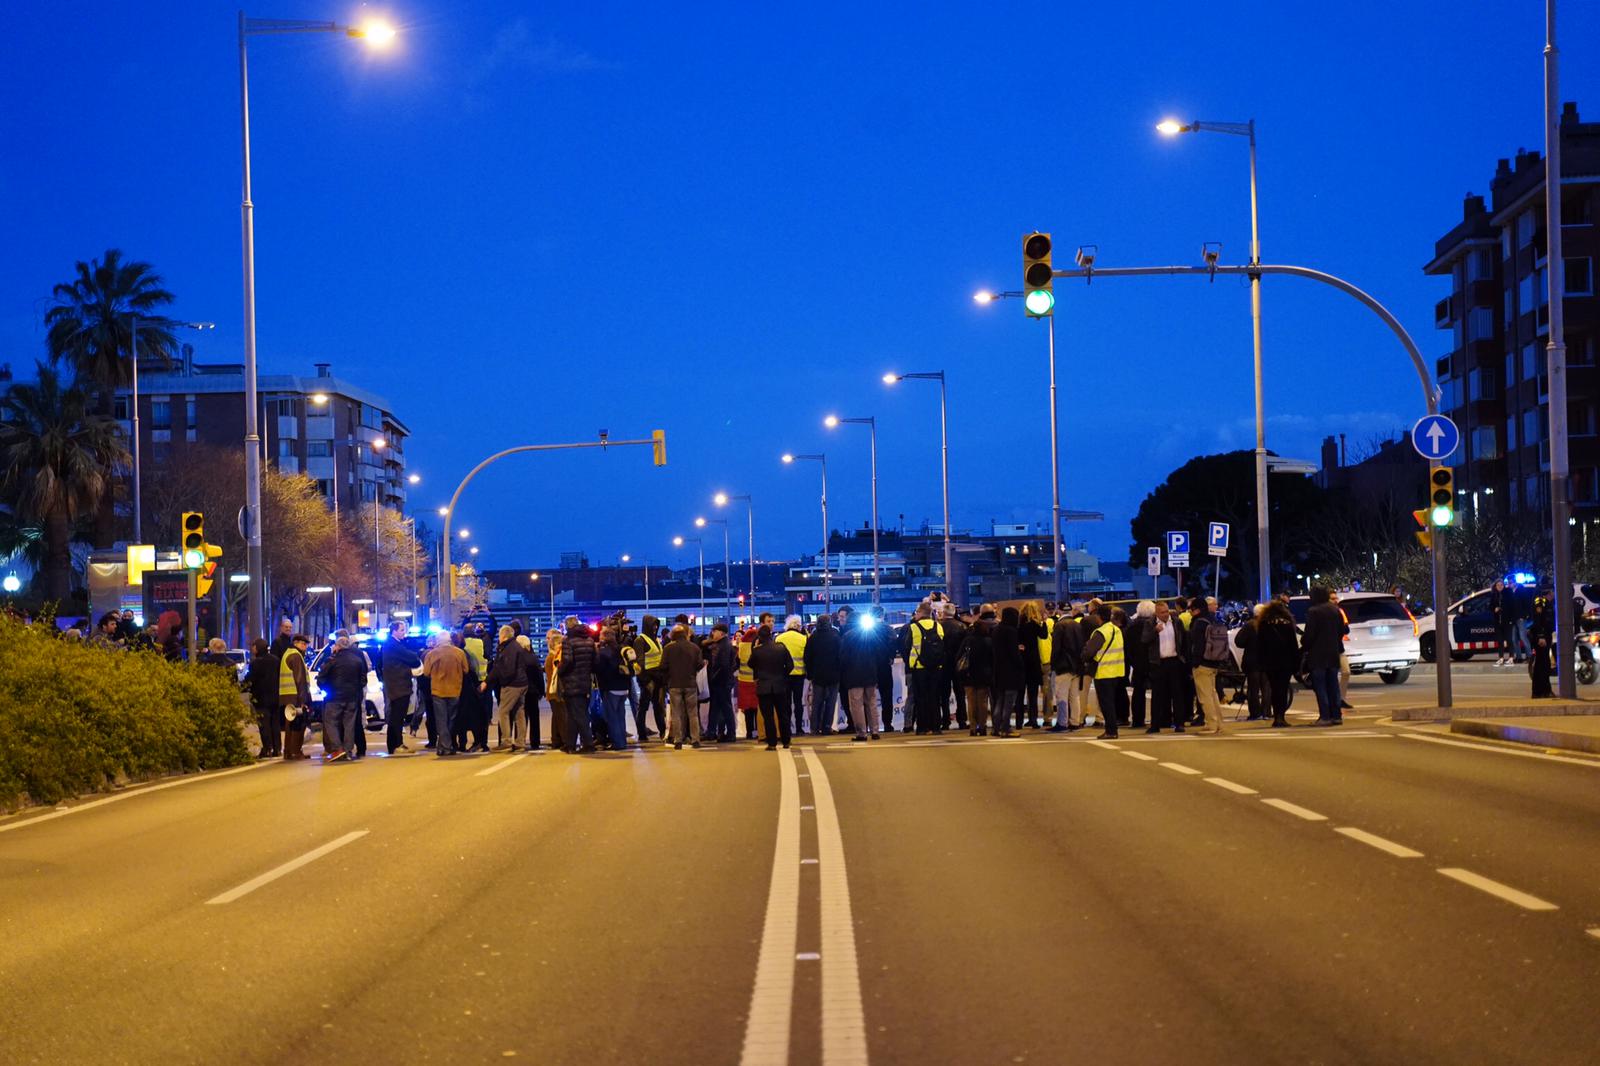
[1300,587,1348,725]
[557,617,597,752]
[380,621,423,754]
[990,607,1026,737]
[804,614,843,735]
[940,604,968,731]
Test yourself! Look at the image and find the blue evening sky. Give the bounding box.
[3,1,1597,573]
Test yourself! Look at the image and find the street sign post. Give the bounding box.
[1208,522,1229,599]
[1146,547,1161,578]
[1166,530,1189,591]
[1410,414,1460,462]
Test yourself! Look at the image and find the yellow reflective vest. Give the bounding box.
[278,646,306,700]
[737,633,755,683]
[1092,622,1125,680]
[908,619,944,670]
[1038,617,1055,670]
[775,629,808,676]
[638,633,663,671]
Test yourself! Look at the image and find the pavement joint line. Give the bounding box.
[799,746,870,1066]
[738,749,801,1066]
[0,762,268,836]
[1436,867,1559,911]
[204,830,369,905]
[1120,751,1160,762]
[1203,777,1259,795]
[1260,798,1329,822]
[1334,826,1424,858]
[1401,732,1600,768]
[1159,761,1203,775]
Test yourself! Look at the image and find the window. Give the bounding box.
[113,396,129,419]
[1519,272,1535,313]
[306,440,331,458]
[151,441,169,465]
[1506,354,1517,390]
[1506,415,1518,452]
[1472,426,1499,460]
[1467,248,1495,282]
[1572,336,1596,366]
[1518,210,1537,247]
[1502,226,1513,260]
[1562,196,1593,227]
[1467,307,1495,341]
[1523,343,1540,381]
[151,399,171,430]
[1577,469,1600,505]
[277,439,296,459]
[360,404,381,431]
[1526,477,1543,511]
[1508,479,1520,512]
[185,398,196,427]
[1524,409,1542,447]
[1469,367,1498,402]
[1504,288,1514,324]
[1573,405,1598,438]
[316,479,334,500]
[360,481,376,503]
[1565,257,1593,296]
[271,398,296,417]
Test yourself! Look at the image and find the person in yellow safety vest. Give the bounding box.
[902,602,946,735]
[1038,610,1056,727]
[775,615,809,734]
[632,615,668,742]
[737,626,759,739]
[464,627,489,682]
[277,633,311,760]
[1081,603,1125,739]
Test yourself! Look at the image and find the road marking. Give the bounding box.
[1261,798,1328,822]
[475,755,523,777]
[1437,867,1558,911]
[1234,730,1385,740]
[1159,761,1203,775]
[1120,751,1159,762]
[801,858,819,865]
[205,830,369,905]
[801,747,869,1066]
[739,749,801,1066]
[1335,827,1423,858]
[1401,733,1600,768]
[1204,777,1258,795]
[1586,928,1600,941]
[1087,740,1120,750]
[0,762,268,836]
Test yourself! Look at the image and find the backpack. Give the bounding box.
[620,645,641,677]
[954,637,973,677]
[913,620,946,669]
[1202,618,1231,663]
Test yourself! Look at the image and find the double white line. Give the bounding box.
[740,749,868,1066]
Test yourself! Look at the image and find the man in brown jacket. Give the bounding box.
[423,637,470,757]
[662,624,705,749]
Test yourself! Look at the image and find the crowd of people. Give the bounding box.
[221,586,1394,764]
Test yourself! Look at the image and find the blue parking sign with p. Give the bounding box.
[1166,530,1189,555]
[1208,522,1229,557]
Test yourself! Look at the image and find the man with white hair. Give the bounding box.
[775,614,809,734]
[317,631,369,762]
[485,623,534,750]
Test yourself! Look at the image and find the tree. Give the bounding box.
[1128,450,1331,599]
[0,365,128,601]
[44,250,178,400]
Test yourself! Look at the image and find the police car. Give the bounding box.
[1415,583,1599,662]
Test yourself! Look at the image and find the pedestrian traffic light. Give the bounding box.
[1412,509,1432,550]
[652,429,667,467]
[1023,231,1054,318]
[1429,467,1455,526]
[181,512,205,568]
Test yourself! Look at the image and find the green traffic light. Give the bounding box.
[1024,289,1055,316]
[1430,505,1453,527]
[183,548,204,569]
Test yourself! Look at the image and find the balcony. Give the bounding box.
[1435,297,1453,329]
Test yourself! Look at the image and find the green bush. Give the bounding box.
[0,616,252,809]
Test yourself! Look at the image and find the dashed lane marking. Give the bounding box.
[205,830,369,905]
[1203,777,1258,795]
[0,762,268,836]
[1260,798,1329,822]
[1159,762,1203,775]
[1334,827,1424,859]
[1088,740,1121,750]
[1437,867,1558,911]
[1120,751,1159,762]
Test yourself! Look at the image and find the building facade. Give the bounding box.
[115,356,411,517]
[1426,102,1600,521]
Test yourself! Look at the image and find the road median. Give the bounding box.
[1450,714,1600,756]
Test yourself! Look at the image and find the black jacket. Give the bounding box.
[1051,615,1087,674]
[705,635,737,687]
[1234,621,1261,672]
[804,619,842,685]
[269,633,294,661]
[1124,617,1150,674]
[381,640,422,699]
[318,646,368,703]
[594,642,631,693]
[991,619,1025,692]
[749,642,794,695]
[1138,616,1188,670]
[558,627,596,696]
[1256,617,1301,674]
[486,639,533,690]
[840,622,884,690]
[941,618,967,676]
[1017,619,1046,682]
[663,637,704,689]
[1187,612,1230,669]
[245,651,279,709]
[962,620,995,687]
[1300,602,1348,672]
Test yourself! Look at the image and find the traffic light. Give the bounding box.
[652,429,667,467]
[1429,467,1455,526]
[181,512,205,568]
[1412,509,1432,550]
[196,544,224,598]
[1022,231,1054,318]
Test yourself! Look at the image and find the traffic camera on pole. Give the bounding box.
[1022,231,1054,318]
[181,512,206,568]
[1429,467,1455,527]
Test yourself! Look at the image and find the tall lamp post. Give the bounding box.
[782,453,829,609]
[238,13,396,641]
[127,318,214,544]
[713,493,757,618]
[884,371,953,600]
[1157,117,1270,602]
[673,535,706,623]
[530,573,556,631]
[825,414,879,603]
[696,516,732,620]
[1543,0,1575,698]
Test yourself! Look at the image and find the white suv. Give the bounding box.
[1288,592,1420,684]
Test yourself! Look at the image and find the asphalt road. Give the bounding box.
[4,709,1600,1065]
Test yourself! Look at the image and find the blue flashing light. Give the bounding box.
[425,622,445,635]
[1512,572,1536,587]
[859,615,877,630]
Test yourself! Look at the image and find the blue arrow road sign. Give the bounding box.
[1411,414,1461,462]
[1166,530,1189,555]
[1208,522,1230,557]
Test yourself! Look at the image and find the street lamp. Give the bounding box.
[714,492,757,618]
[673,535,705,622]
[696,515,732,620]
[781,453,829,609]
[408,473,420,485]
[530,571,557,630]
[127,317,213,544]
[1158,116,1270,603]
[824,415,879,603]
[884,371,953,600]
[238,13,397,641]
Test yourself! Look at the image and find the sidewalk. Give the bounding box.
[1388,697,1598,722]
[1451,713,1600,755]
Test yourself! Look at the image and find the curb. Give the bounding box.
[1391,700,1599,722]
[1451,717,1600,755]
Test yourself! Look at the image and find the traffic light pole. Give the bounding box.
[1430,470,1452,708]
[186,568,198,666]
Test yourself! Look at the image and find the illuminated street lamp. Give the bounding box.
[781,453,829,608]
[713,492,757,616]
[696,515,732,620]
[824,414,879,602]
[673,535,706,621]
[884,371,953,597]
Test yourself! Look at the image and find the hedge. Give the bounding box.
[0,616,252,809]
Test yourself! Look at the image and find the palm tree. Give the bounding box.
[44,249,178,401]
[0,365,128,602]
